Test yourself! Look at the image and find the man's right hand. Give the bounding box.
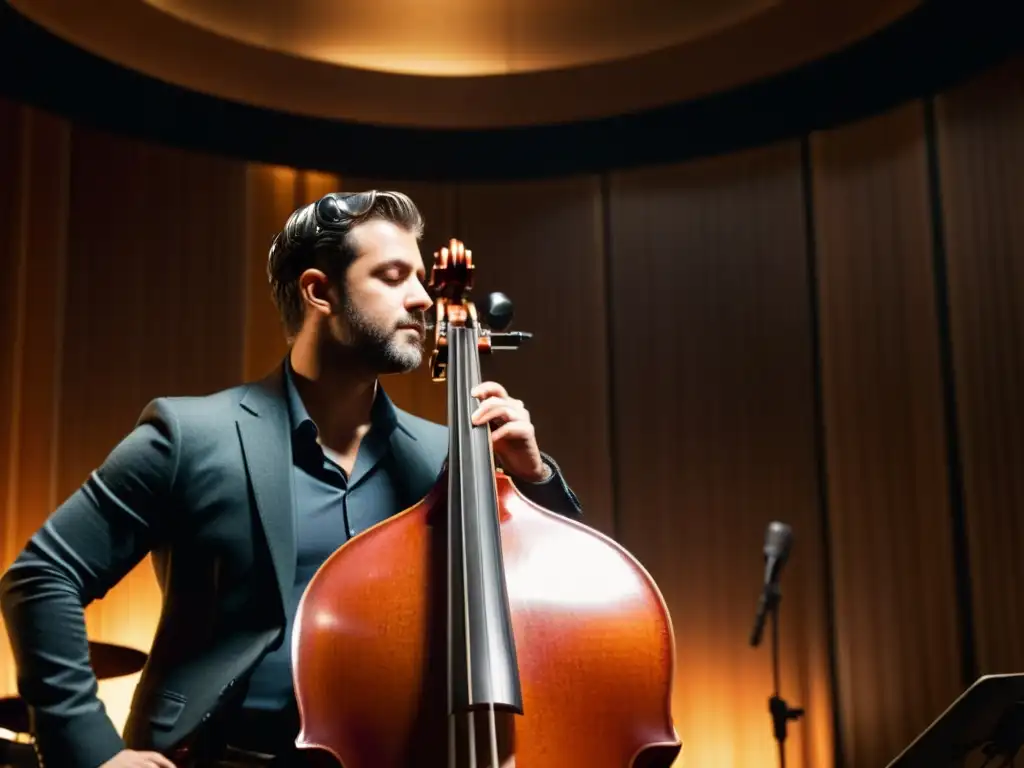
[101,749,177,767]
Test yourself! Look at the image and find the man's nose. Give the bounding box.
[407,280,433,311]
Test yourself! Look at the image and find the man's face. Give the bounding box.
[328,218,432,374]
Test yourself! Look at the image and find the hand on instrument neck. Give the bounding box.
[470,381,552,483]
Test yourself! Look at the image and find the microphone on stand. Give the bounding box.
[750,521,793,647]
[749,521,803,768]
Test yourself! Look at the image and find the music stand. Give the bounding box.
[887,674,1024,768]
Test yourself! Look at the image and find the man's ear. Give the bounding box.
[298,269,335,317]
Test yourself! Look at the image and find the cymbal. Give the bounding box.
[86,641,147,679]
[0,642,147,734]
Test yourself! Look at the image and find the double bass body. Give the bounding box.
[291,240,681,767]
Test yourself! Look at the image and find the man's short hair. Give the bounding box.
[267,190,424,337]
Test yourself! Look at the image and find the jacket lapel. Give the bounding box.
[235,366,296,614]
[388,417,447,509]
[233,370,446,609]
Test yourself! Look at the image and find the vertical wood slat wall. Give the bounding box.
[0,53,1021,768]
[607,144,831,768]
[809,102,963,767]
[934,61,1024,680]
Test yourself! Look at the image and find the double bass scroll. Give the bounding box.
[291,238,682,768]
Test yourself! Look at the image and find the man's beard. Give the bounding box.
[340,297,425,374]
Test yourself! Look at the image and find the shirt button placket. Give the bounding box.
[341,490,353,539]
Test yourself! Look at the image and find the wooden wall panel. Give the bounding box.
[935,55,1024,676]
[811,102,961,767]
[297,170,342,204]
[608,142,831,768]
[241,166,345,382]
[243,165,300,381]
[6,105,70,682]
[455,177,615,536]
[0,99,25,697]
[0,104,71,698]
[52,126,248,729]
[242,166,350,385]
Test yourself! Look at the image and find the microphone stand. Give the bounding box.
[764,580,804,768]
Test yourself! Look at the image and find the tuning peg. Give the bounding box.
[482,292,514,331]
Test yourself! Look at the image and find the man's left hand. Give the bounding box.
[470,381,551,483]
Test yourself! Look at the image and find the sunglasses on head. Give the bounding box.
[313,191,378,233]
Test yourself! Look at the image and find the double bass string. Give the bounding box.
[465,323,504,768]
[487,703,501,768]
[447,361,455,768]
[449,322,488,767]
[458,325,477,767]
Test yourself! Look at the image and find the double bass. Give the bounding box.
[291,239,681,767]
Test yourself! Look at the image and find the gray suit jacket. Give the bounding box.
[0,363,582,768]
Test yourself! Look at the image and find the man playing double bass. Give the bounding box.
[0,191,583,768]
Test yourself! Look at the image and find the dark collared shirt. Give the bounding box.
[242,360,401,711]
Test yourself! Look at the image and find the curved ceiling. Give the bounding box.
[12,0,920,128]
[143,0,776,77]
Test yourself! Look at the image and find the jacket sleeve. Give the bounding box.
[509,452,584,520]
[0,398,182,768]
